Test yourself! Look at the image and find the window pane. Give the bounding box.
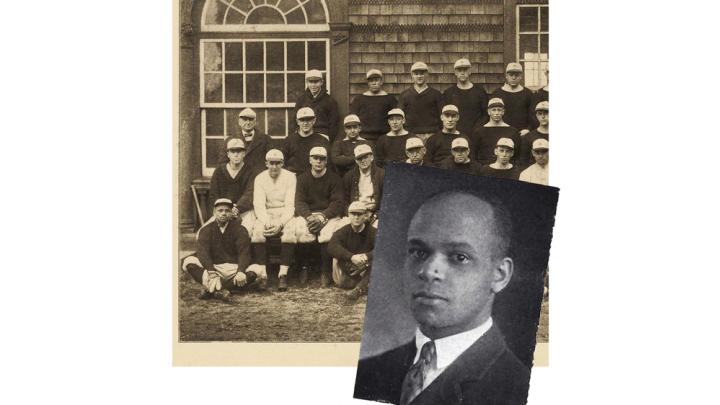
[205,109,225,136]
[287,73,306,102]
[523,62,541,88]
[206,138,226,168]
[246,73,265,102]
[277,0,298,13]
[539,61,549,87]
[287,41,305,71]
[307,41,326,71]
[226,8,246,24]
[266,42,285,71]
[203,0,227,25]
[204,73,223,103]
[519,34,538,60]
[286,7,305,24]
[225,74,244,103]
[267,73,285,102]
[225,42,243,71]
[203,42,222,71]
[540,6,549,31]
[518,7,538,32]
[540,34,549,58]
[306,0,327,24]
[246,42,264,71]
[267,109,287,137]
[246,6,286,24]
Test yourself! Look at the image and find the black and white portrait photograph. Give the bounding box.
[354,163,558,404]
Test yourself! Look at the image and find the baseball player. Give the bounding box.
[295,146,346,287]
[442,58,489,134]
[327,201,376,303]
[478,138,521,180]
[291,69,340,142]
[330,114,371,178]
[207,138,257,226]
[439,137,482,175]
[530,64,549,130]
[282,107,331,175]
[404,136,427,166]
[518,101,549,168]
[470,97,521,165]
[349,69,398,146]
[398,61,443,143]
[519,138,549,185]
[343,144,384,226]
[374,108,412,167]
[220,108,273,174]
[424,104,471,167]
[491,63,535,135]
[182,198,267,301]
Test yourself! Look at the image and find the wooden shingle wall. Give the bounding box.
[348,0,506,97]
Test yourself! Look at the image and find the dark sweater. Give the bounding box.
[442,85,489,134]
[470,125,521,165]
[292,88,340,142]
[491,87,534,131]
[280,131,331,174]
[295,169,345,219]
[398,86,443,133]
[517,129,549,169]
[424,130,470,167]
[478,165,521,180]
[375,133,411,168]
[207,164,258,214]
[529,88,549,130]
[330,137,372,178]
[349,93,398,140]
[439,158,482,175]
[328,223,376,262]
[196,219,252,272]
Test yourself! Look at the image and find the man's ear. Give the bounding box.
[491,258,513,294]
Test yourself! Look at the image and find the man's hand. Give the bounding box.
[233,271,247,287]
[202,270,223,293]
[232,205,240,217]
[350,254,368,268]
[263,223,282,237]
[307,214,326,233]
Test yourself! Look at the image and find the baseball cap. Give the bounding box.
[265,149,284,162]
[532,138,549,150]
[348,201,368,214]
[442,104,459,115]
[344,114,361,126]
[454,58,471,69]
[506,62,523,73]
[387,108,405,118]
[354,144,373,159]
[214,198,233,208]
[410,61,429,72]
[238,108,256,119]
[296,107,315,120]
[226,138,246,151]
[405,137,424,150]
[366,69,383,80]
[535,101,549,111]
[451,137,470,150]
[305,69,323,80]
[488,98,505,108]
[309,146,328,157]
[496,138,515,149]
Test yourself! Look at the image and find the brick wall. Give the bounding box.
[348,0,506,98]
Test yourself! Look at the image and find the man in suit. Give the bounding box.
[354,191,530,405]
[221,108,273,174]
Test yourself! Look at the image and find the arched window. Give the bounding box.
[199,0,331,176]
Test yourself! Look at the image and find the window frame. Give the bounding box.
[201,0,330,32]
[515,4,549,90]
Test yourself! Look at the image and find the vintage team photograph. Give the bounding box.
[175,0,550,355]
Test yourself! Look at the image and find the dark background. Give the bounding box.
[359,163,559,367]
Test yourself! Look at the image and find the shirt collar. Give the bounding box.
[413,317,493,369]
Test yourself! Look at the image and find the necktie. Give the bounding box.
[400,341,436,405]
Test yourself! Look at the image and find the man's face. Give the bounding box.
[495,146,514,164]
[309,155,327,172]
[405,195,511,339]
[488,107,504,123]
[238,116,256,132]
[532,149,549,167]
[307,78,322,94]
[451,148,469,163]
[388,115,405,132]
[266,160,283,178]
[536,110,549,127]
[226,148,246,165]
[367,77,383,93]
[406,147,426,164]
[297,117,315,134]
[454,67,470,83]
[344,123,361,139]
[441,112,459,130]
[505,71,522,87]
[356,153,373,170]
[349,211,367,227]
[214,205,233,225]
[411,70,427,85]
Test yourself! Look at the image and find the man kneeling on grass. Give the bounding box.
[182,198,267,301]
[328,201,376,303]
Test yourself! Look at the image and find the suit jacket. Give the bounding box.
[354,325,530,405]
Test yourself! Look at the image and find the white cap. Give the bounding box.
[496,138,515,149]
[451,137,470,150]
[354,144,373,158]
[410,61,429,72]
[387,108,405,118]
[226,138,246,150]
[366,69,383,79]
[296,107,315,120]
[214,198,233,208]
[348,201,368,213]
[344,114,361,126]
[309,146,327,157]
[535,101,549,111]
[405,137,424,150]
[265,149,284,162]
[454,58,471,69]
[238,108,256,119]
[442,104,459,115]
[532,138,549,150]
[488,97,505,108]
[305,69,323,80]
[506,62,523,73]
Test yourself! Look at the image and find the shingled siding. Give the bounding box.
[348,0,507,98]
